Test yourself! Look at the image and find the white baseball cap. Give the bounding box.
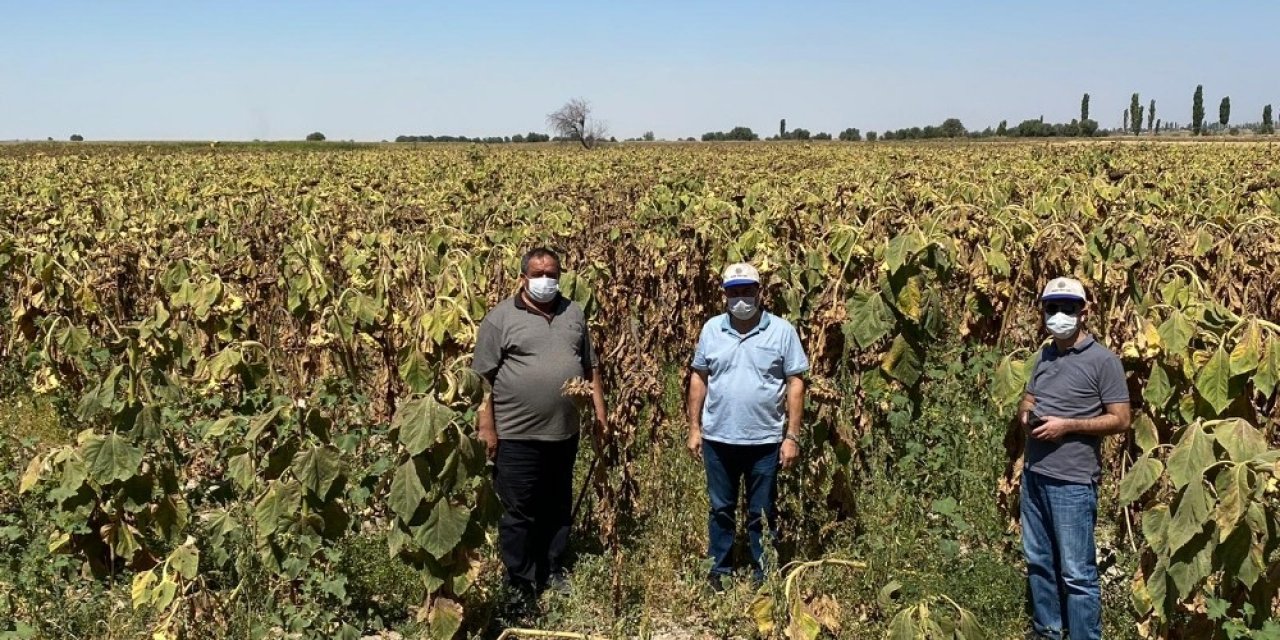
[1040,277,1087,303]
[721,262,761,288]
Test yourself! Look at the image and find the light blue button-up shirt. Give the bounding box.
[691,311,810,445]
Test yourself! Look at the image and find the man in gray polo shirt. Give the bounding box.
[1017,277,1131,640]
[472,247,608,603]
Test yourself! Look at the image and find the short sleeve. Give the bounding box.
[471,316,503,382]
[691,328,710,371]
[1098,354,1130,404]
[1024,348,1044,395]
[783,325,810,376]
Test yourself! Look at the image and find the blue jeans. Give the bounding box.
[703,439,780,578]
[1021,471,1101,640]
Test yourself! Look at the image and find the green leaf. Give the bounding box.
[1252,339,1280,398]
[982,248,1010,277]
[1213,418,1267,463]
[388,460,427,524]
[1213,463,1250,542]
[131,570,157,610]
[417,500,471,560]
[842,288,895,350]
[400,350,435,395]
[881,334,923,386]
[395,397,455,456]
[153,577,178,610]
[1142,505,1170,554]
[1168,528,1215,599]
[1144,560,1169,619]
[1229,320,1262,375]
[1167,423,1216,489]
[991,354,1028,411]
[82,433,143,485]
[1133,413,1159,454]
[1157,309,1194,355]
[886,607,917,640]
[1119,457,1163,503]
[1168,477,1212,554]
[883,233,921,276]
[226,450,254,492]
[292,445,341,498]
[253,481,301,536]
[1194,348,1233,415]
[168,545,199,580]
[877,579,903,608]
[245,405,283,443]
[1142,362,1174,409]
[956,607,985,640]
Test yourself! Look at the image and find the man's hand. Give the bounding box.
[1031,416,1073,442]
[478,425,499,461]
[780,439,800,469]
[591,416,608,455]
[687,428,703,461]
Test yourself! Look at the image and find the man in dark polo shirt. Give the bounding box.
[472,247,608,602]
[1017,277,1131,640]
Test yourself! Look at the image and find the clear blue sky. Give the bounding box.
[2,1,1276,141]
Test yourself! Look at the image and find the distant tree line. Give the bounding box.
[394,132,551,143]
[701,126,759,141]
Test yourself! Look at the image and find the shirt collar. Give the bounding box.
[513,293,566,315]
[720,310,772,337]
[1053,333,1095,355]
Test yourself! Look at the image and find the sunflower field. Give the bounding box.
[1,141,1279,639]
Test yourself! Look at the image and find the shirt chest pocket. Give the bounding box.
[556,321,584,354]
[747,344,784,378]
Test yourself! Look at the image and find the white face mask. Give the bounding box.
[526,276,559,303]
[728,296,758,320]
[1044,312,1079,340]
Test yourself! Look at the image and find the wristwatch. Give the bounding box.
[784,434,801,447]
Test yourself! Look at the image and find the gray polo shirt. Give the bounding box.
[1024,334,1130,484]
[471,294,598,441]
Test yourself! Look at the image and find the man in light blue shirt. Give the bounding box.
[686,262,809,591]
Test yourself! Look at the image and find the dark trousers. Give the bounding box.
[493,435,579,588]
[703,439,780,579]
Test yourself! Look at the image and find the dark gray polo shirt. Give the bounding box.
[1024,334,1130,484]
[471,294,598,441]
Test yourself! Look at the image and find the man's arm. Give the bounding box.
[476,378,498,460]
[585,365,608,442]
[1018,393,1036,427]
[1033,403,1131,440]
[1070,402,1131,435]
[779,375,805,469]
[687,369,708,460]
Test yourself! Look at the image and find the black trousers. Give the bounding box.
[493,435,579,588]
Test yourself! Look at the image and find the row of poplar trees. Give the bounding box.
[1104,86,1274,135]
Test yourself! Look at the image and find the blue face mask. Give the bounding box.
[1045,312,1078,340]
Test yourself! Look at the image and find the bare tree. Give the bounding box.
[547,98,607,149]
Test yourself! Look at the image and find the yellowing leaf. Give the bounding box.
[1193,348,1233,415]
[747,595,776,635]
[1229,320,1262,375]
